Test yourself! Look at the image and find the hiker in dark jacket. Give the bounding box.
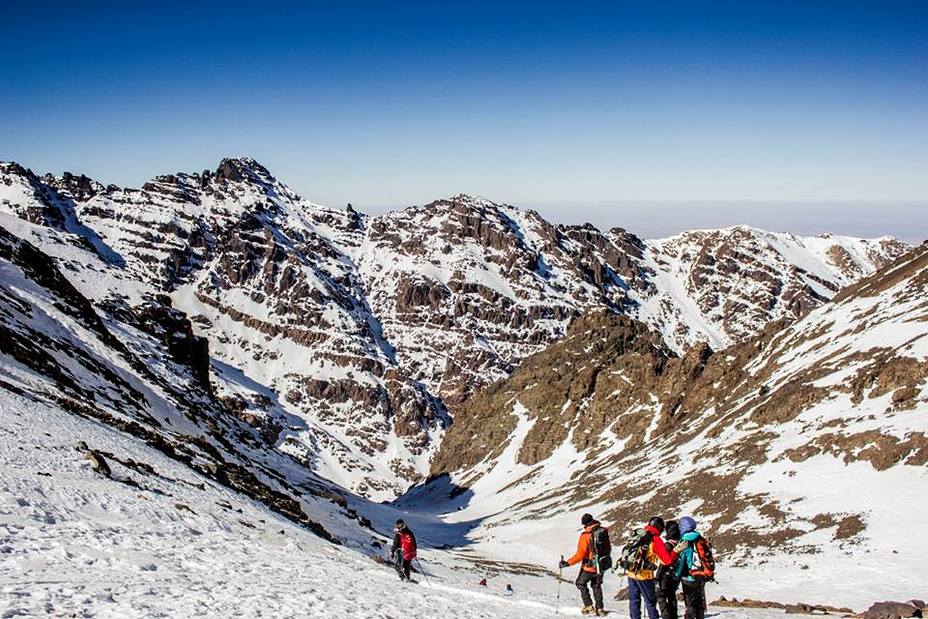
[656,520,682,619]
[559,513,606,616]
[391,519,417,581]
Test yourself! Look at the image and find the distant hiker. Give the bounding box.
[674,516,715,619]
[559,513,610,616]
[391,519,417,581]
[617,516,680,619]
[479,578,488,587]
[505,583,514,596]
[656,520,682,619]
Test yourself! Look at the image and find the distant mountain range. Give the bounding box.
[0,158,909,499]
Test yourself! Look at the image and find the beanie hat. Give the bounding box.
[581,513,594,526]
[679,516,697,534]
[395,519,406,529]
[665,520,680,540]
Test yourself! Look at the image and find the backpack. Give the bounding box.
[617,527,656,573]
[689,536,715,580]
[400,531,417,561]
[590,525,613,573]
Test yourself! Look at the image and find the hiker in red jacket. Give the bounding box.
[626,517,681,619]
[391,519,417,581]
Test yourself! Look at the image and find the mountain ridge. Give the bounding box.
[0,157,911,499]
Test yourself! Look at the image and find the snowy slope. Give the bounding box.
[0,159,910,503]
[2,392,843,618]
[641,225,908,349]
[426,245,928,609]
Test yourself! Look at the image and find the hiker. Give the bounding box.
[621,516,681,619]
[559,513,608,616]
[656,520,682,619]
[674,517,715,619]
[505,583,514,596]
[478,578,487,587]
[391,519,417,581]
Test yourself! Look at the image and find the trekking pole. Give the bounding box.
[415,558,432,587]
[555,555,563,615]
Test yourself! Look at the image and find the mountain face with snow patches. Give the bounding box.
[0,159,909,501]
[425,244,928,606]
[1,156,925,612]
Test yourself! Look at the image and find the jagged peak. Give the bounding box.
[214,156,274,183]
[0,161,37,180]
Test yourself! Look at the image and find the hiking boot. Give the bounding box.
[581,607,595,616]
[594,609,607,617]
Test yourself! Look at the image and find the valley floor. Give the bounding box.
[0,395,903,617]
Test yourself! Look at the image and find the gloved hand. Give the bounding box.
[559,559,570,568]
[673,540,689,554]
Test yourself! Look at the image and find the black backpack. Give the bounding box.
[590,525,613,573]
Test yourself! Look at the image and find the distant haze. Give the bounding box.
[359,200,927,244]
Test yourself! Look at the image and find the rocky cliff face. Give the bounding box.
[0,158,910,499]
[424,244,928,601]
[0,223,360,543]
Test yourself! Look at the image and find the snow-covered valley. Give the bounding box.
[1,157,925,617]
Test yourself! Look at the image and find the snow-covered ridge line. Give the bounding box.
[0,158,911,501]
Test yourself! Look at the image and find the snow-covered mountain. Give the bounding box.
[1,157,923,613]
[424,244,928,607]
[0,159,909,501]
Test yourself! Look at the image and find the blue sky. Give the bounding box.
[2,1,926,239]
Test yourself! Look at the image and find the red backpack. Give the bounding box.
[400,531,417,561]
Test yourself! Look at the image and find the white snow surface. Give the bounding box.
[2,393,836,619]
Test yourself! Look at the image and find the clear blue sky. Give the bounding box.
[2,1,926,239]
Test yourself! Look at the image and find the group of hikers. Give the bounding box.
[560,513,715,618]
[388,513,714,619]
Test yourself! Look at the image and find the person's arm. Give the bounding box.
[566,533,590,566]
[651,536,678,565]
[391,533,400,553]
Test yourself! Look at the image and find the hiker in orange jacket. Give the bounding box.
[559,513,606,616]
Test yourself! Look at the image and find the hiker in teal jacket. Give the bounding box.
[673,517,713,619]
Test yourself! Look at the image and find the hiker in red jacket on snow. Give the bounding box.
[626,517,682,619]
[391,519,417,581]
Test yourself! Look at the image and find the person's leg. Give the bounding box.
[694,579,706,619]
[682,580,700,619]
[640,578,660,619]
[403,559,412,580]
[591,573,604,610]
[657,577,670,619]
[628,578,642,619]
[393,549,406,579]
[576,571,594,608]
[666,577,680,619]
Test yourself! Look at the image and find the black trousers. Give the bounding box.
[575,570,604,610]
[682,578,706,619]
[393,549,412,580]
[657,574,680,619]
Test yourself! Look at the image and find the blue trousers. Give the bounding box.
[628,577,659,619]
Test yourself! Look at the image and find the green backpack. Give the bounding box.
[617,527,656,573]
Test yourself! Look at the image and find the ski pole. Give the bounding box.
[555,555,563,615]
[415,558,432,587]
